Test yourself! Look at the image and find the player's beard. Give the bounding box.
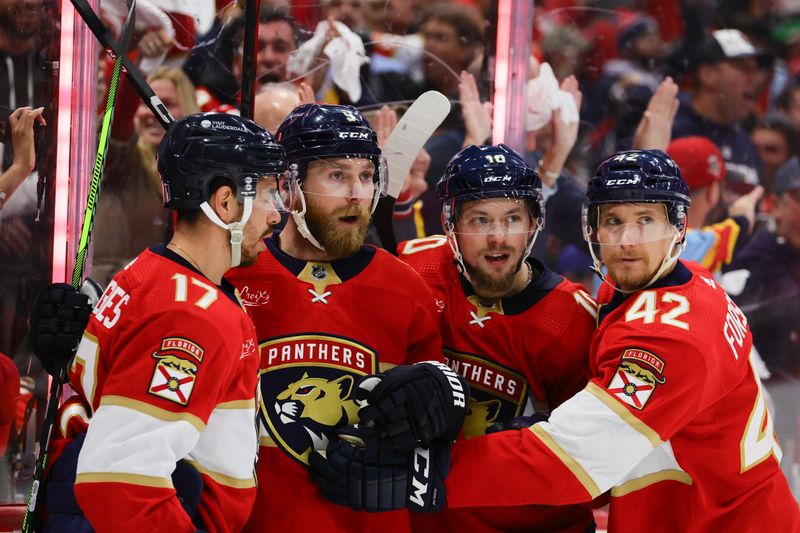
[464,246,522,295]
[305,200,370,257]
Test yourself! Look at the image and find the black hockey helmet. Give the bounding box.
[437,144,544,226]
[157,113,286,209]
[275,103,382,183]
[584,149,690,231]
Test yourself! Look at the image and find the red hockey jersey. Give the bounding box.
[62,246,260,533]
[399,236,597,533]
[226,233,442,533]
[445,260,800,532]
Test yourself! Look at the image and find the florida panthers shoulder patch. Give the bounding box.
[607,348,666,410]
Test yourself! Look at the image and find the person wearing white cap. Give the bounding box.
[672,28,769,199]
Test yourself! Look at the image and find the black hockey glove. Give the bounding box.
[485,412,550,434]
[308,425,450,513]
[30,279,102,380]
[357,361,470,451]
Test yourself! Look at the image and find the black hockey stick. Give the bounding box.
[373,91,451,254]
[21,2,137,530]
[240,0,261,119]
[70,0,173,130]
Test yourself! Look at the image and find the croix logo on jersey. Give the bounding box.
[148,337,204,405]
[607,348,666,410]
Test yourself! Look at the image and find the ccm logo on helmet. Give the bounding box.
[606,178,641,186]
[338,131,370,139]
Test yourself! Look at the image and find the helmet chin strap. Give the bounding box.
[290,189,327,252]
[200,196,253,267]
[289,181,382,253]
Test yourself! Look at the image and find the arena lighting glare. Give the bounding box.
[492,0,533,152]
[52,1,76,283]
[53,2,99,283]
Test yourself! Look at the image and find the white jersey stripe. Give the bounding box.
[77,404,200,483]
[188,405,258,485]
[535,385,662,494]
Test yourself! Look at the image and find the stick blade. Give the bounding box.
[383,91,451,199]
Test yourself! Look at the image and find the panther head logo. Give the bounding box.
[274,373,360,450]
[463,398,502,439]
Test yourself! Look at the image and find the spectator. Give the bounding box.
[93,66,199,285]
[254,83,301,134]
[371,2,483,103]
[0,106,44,210]
[667,135,763,273]
[185,7,302,109]
[249,7,301,88]
[751,113,799,195]
[775,81,800,130]
[724,156,800,499]
[672,29,767,196]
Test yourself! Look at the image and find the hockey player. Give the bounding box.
[225,104,446,533]
[397,144,596,532]
[314,149,800,531]
[440,149,800,531]
[30,113,288,532]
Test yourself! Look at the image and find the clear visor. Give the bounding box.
[452,198,534,236]
[299,155,388,200]
[588,220,677,245]
[247,172,294,213]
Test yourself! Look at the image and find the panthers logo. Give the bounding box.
[463,398,501,439]
[267,372,360,462]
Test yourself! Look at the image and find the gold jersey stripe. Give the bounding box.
[531,424,601,499]
[100,395,206,432]
[611,469,693,497]
[184,459,256,489]
[216,399,256,410]
[76,472,173,489]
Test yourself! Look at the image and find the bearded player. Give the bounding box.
[395,144,596,532]
[226,104,448,533]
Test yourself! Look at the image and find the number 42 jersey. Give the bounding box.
[445,260,800,532]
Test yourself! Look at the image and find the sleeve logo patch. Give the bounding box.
[607,349,666,410]
[149,339,203,405]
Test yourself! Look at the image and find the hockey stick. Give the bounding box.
[239,0,261,119]
[373,91,451,254]
[21,2,137,530]
[70,0,173,130]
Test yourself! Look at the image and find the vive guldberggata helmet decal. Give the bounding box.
[157,112,287,266]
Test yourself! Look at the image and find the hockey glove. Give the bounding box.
[308,425,450,513]
[357,361,470,451]
[485,412,550,434]
[30,279,102,379]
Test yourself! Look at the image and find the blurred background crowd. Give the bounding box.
[0,0,797,509]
